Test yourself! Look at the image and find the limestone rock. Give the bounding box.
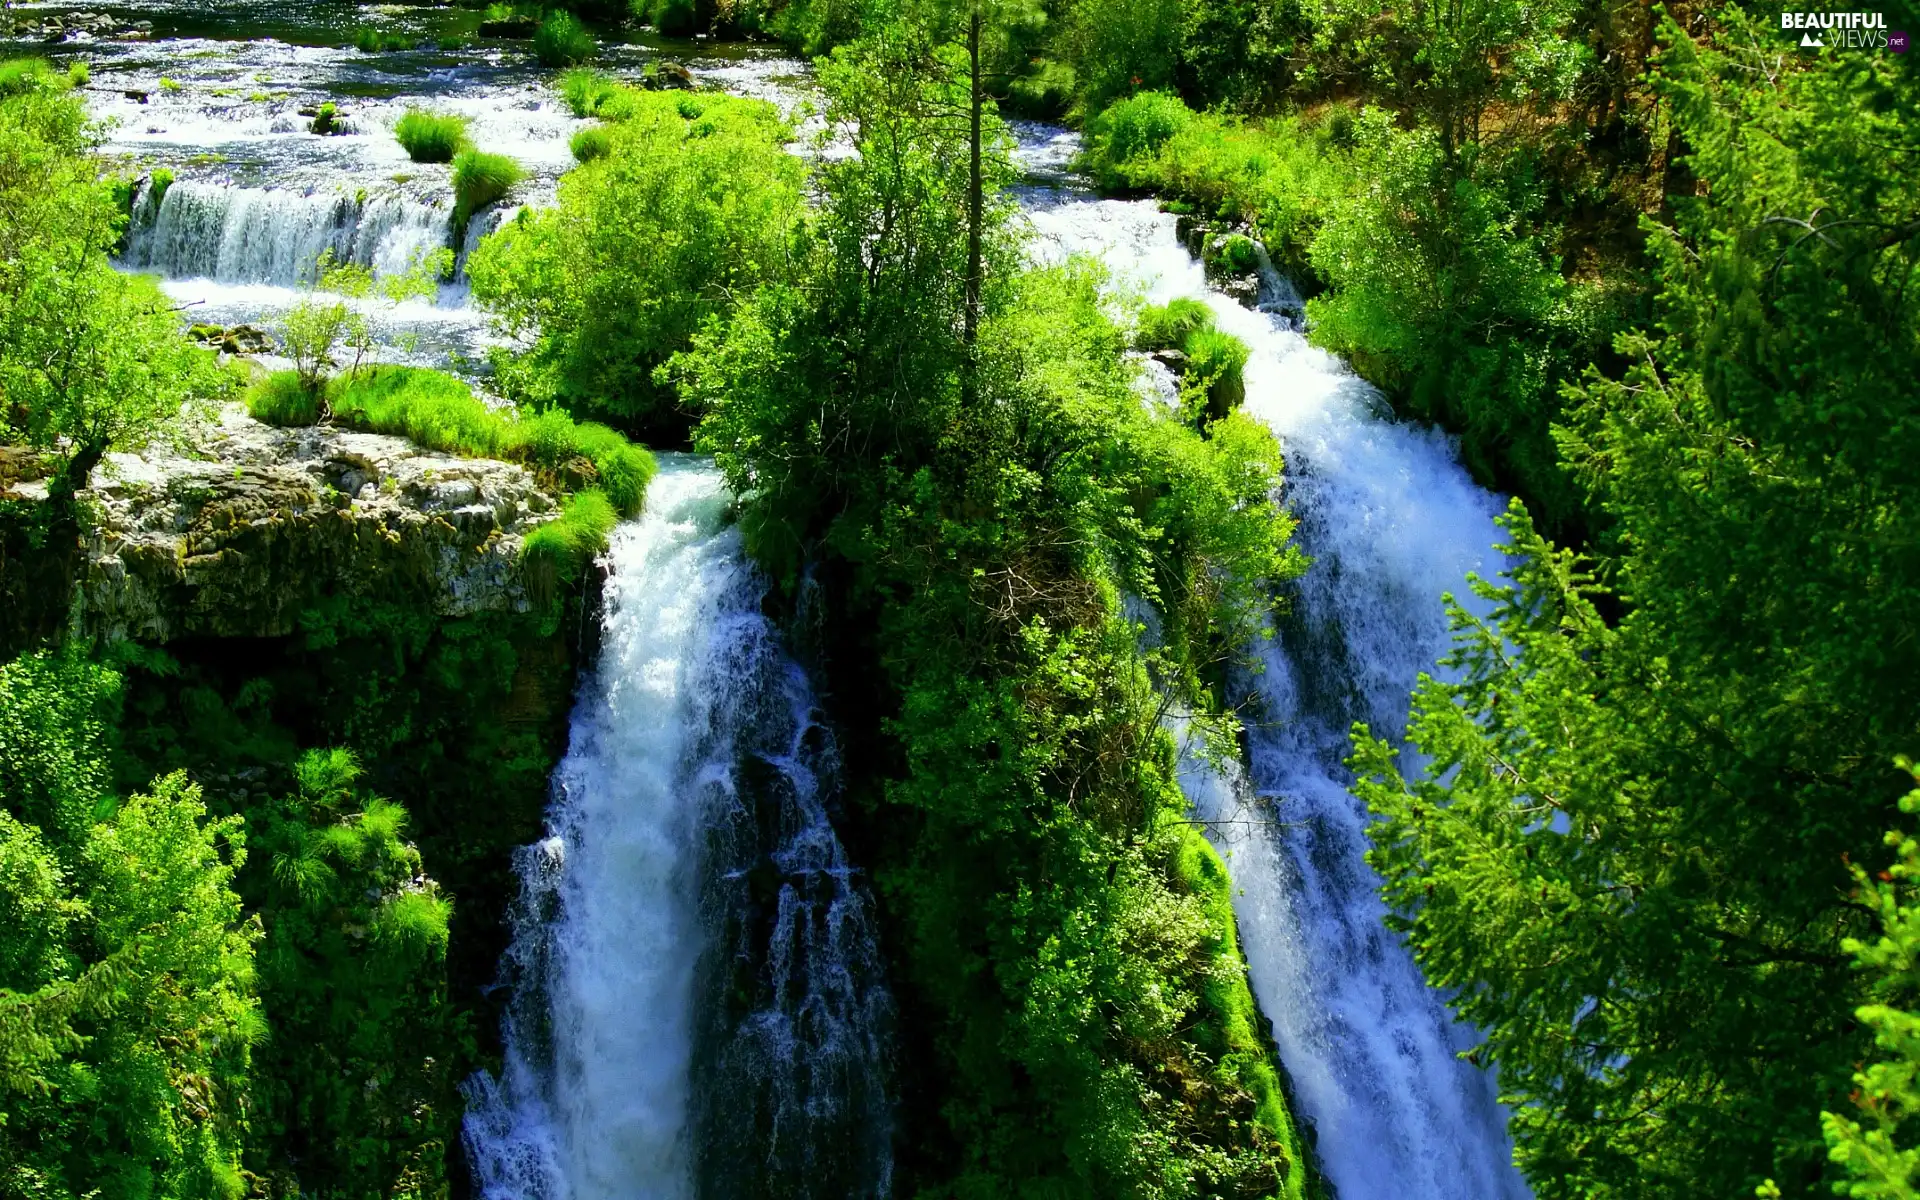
[65,404,561,644]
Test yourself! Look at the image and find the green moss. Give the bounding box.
[1169,822,1316,1197]
[393,108,469,163]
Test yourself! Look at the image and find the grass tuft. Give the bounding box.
[1134,297,1213,352]
[558,66,619,117]
[520,488,617,598]
[245,370,320,426]
[568,124,612,163]
[393,108,470,163]
[452,148,522,228]
[532,11,596,68]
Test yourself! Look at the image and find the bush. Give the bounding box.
[309,101,339,135]
[645,0,701,36]
[569,124,611,162]
[1209,232,1259,275]
[558,67,620,116]
[0,58,64,96]
[1181,326,1249,422]
[1083,91,1191,179]
[393,108,469,163]
[532,11,596,67]
[466,90,802,439]
[1134,297,1212,351]
[520,488,618,593]
[452,148,522,227]
[246,370,321,426]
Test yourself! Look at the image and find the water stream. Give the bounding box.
[461,458,893,1200]
[1023,180,1529,1198]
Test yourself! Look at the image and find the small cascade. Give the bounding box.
[121,178,452,287]
[1026,187,1528,1198]
[463,458,893,1200]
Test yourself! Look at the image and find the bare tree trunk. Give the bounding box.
[962,0,983,409]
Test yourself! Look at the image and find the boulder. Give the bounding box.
[24,405,563,644]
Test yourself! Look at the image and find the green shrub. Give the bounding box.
[245,369,319,426]
[520,488,618,593]
[1134,297,1213,351]
[532,11,596,67]
[452,148,522,227]
[1210,232,1259,275]
[65,60,88,87]
[0,58,63,96]
[437,34,470,51]
[1083,91,1191,178]
[569,124,612,162]
[393,108,470,163]
[466,90,802,439]
[1181,326,1249,422]
[558,66,620,116]
[308,101,339,135]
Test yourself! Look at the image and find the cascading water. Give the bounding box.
[121,179,452,286]
[1024,188,1529,1198]
[462,458,893,1200]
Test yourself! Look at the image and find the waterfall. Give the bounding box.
[1027,192,1529,1199]
[121,179,452,286]
[462,458,893,1200]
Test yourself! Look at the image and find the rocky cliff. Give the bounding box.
[5,404,561,645]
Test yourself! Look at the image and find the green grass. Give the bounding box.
[569,124,611,163]
[1183,326,1250,422]
[0,58,64,96]
[249,366,656,521]
[452,148,522,227]
[532,12,595,68]
[558,67,619,117]
[158,76,182,92]
[393,108,470,163]
[244,370,320,426]
[520,489,617,598]
[1134,297,1213,352]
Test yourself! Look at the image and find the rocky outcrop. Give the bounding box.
[10,405,562,645]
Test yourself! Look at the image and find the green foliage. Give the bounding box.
[468,87,803,440]
[684,30,1311,1192]
[1352,21,1920,1197]
[532,11,596,67]
[519,488,617,595]
[352,25,414,52]
[307,100,339,135]
[557,66,621,116]
[568,123,611,162]
[393,107,470,162]
[0,651,258,1200]
[0,58,68,97]
[307,364,657,516]
[1081,94,1353,282]
[0,83,225,498]
[241,749,454,1197]
[645,0,702,35]
[451,147,522,229]
[243,369,321,426]
[1179,325,1247,423]
[1133,296,1212,351]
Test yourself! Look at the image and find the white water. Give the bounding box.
[463,458,892,1200]
[1026,191,1529,1199]
[122,179,452,286]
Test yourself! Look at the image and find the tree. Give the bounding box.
[1352,16,1920,1197]
[0,73,222,501]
